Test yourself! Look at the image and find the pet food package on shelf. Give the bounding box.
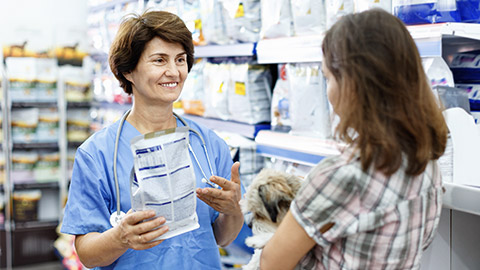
[355,0,392,12]
[286,63,331,139]
[181,59,206,116]
[0,151,4,184]
[201,0,230,45]
[67,109,92,142]
[182,0,205,45]
[228,61,272,124]
[60,66,92,103]
[260,0,293,39]
[37,108,59,143]
[271,64,292,132]
[12,151,38,183]
[450,51,480,69]
[456,0,480,22]
[12,190,41,222]
[34,151,60,183]
[6,57,37,102]
[203,61,231,120]
[222,0,262,43]
[290,0,326,36]
[11,108,39,143]
[456,84,480,111]
[326,0,354,28]
[393,0,461,25]
[264,158,312,179]
[434,85,470,112]
[422,57,455,89]
[35,58,58,102]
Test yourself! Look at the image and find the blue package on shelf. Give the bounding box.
[470,99,480,111]
[456,0,480,22]
[451,68,480,83]
[394,1,461,25]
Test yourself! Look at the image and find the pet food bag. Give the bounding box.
[130,126,200,240]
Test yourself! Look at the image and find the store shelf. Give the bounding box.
[407,23,480,57]
[182,114,270,139]
[14,182,59,191]
[14,220,58,230]
[13,142,59,150]
[11,102,57,108]
[67,101,92,108]
[256,35,323,64]
[195,43,256,58]
[443,182,480,216]
[255,130,341,166]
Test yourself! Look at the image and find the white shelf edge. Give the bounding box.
[195,43,255,58]
[408,23,480,57]
[443,182,480,216]
[256,35,324,64]
[255,130,341,165]
[182,114,268,139]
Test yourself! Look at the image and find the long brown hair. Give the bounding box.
[322,9,447,176]
[109,10,194,95]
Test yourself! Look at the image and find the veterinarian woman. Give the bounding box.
[261,9,447,270]
[61,10,244,269]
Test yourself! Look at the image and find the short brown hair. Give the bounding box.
[109,10,194,95]
[322,9,447,176]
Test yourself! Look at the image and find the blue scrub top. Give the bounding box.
[61,116,234,270]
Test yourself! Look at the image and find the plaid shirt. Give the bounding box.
[291,147,443,270]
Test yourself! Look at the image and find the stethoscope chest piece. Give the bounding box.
[110,211,126,227]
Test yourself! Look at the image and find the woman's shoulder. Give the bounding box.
[308,149,363,183]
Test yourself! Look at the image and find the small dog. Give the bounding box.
[241,168,302,270]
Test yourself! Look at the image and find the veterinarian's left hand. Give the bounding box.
[196,162,242,216]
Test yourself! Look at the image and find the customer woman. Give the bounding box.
[260,9,448,270]
[61,10,244,269]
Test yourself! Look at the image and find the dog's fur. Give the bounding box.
[241,169,302,270]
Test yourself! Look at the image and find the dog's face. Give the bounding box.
[241,169,302,228]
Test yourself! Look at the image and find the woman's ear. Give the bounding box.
[123,72,133,83]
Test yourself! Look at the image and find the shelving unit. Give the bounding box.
[183,114,270,139]
[255,130,340,166]
[1,62,13,269]
[195,43,256,58]
[256,35,323,64]
[407,23,480,58]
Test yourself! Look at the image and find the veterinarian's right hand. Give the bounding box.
[196,162,242,217]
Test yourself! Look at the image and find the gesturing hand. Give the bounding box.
[196,162,242,217]
[116,210,169,250]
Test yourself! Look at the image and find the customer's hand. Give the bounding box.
[116,210,168,250]
[196,162,242,217]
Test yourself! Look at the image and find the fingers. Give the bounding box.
[230,162,241,185]
[123,210,156,225]
[118,211,169,250]
[131,215,167,236]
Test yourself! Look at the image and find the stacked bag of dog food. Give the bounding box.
[450,50,480,123]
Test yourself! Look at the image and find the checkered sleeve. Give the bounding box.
[291,156,359,248]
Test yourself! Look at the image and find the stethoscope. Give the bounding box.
[110,109,218,227]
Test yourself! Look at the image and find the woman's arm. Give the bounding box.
[196,162,244,246]
[260,211,316,270]
[75,210,168,268]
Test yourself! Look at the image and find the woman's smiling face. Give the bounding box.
[124,36,188,107]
